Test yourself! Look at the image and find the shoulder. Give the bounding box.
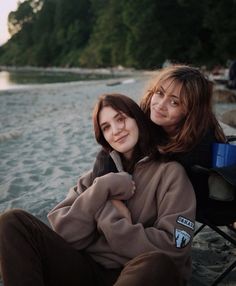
[159,160,187,176]
[172,129,217,169]
[137,160,194,199]
[96,148,110,160]
[77,169,94,190]
[199,129,217,145]
[92,148,118,179]
[139,159,186,177]
[156,161,194,194]
[143,157,184,169]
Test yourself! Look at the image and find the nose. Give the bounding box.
[111,123,122,135]
[156,97,167,110]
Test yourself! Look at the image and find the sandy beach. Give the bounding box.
[0,71,236,285]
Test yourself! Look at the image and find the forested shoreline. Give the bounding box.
[0,0,235,69]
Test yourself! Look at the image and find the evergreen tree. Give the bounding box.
[0,0,236,68]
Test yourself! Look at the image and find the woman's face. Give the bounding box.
[150,79,186,135]
[99,106,139,159]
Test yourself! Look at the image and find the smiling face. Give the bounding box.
[150,79,186,136]
[99,106,139,159]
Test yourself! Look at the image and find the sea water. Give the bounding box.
[0,69,118,91]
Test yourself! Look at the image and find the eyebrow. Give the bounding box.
[100,122,108,129]
[159,86,165,92]
[158,85,180,99]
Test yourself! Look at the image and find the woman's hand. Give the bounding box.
[93,172,136,200]
[111,200,132,223]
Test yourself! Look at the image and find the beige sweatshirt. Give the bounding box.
[48,153,196,280]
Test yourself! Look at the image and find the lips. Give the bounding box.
[153,110,167,118]
[115,134,128,143]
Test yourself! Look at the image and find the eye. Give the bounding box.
[117,115,126,123]
[101,125,110,132]
[170,98,180,107]
[154,90,164,97]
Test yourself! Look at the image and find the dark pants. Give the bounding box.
[0,209,184,286]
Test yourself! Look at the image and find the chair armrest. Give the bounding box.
[192,164,236,202]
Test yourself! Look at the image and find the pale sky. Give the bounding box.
[0,0,24,46]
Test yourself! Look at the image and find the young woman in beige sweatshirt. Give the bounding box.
[0,93,196,286]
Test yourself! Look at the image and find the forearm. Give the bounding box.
[47,186,98,249]
[48,172,134,248]
[97,164,196,260]
[96,201,166,258]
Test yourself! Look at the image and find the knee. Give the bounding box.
[120,252,183,286]
[136,252,179,274]
[127,251,172,269]
[0,209,28,235]
[138,252,184,285]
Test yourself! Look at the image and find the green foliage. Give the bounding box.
[123,0,163,68]
[80,0,128,67]
[204,0,236,64]
[1,0,236,68]
[8,0,36,36]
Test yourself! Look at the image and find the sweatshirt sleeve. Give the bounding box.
[92,148,118,180]
[47,171,134,249]
[96,163,196,260]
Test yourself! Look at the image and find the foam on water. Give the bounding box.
[0,130,23,142]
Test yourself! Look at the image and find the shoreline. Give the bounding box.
[0,65,150,77]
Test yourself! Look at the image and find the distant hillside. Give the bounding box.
[0,0,236,68]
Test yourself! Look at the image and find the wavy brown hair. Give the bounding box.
[93,93,156,172]
[140,65,226,153]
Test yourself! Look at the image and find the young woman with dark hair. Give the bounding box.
[0,93,196,286]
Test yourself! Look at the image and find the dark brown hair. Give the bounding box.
[140,65,226,153]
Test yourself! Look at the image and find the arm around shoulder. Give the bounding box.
[96,161,196,263]
[47,171,134,249]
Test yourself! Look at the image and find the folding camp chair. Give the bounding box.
[194,200,236,285]
[193,136,236,286]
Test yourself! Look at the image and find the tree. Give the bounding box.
[80,0,128,67]
[1,0,236,68]
[204,0,236,64]
[8,0,37,36]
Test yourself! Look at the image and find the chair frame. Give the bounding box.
[193,135,236,286]
[194,220,236,285]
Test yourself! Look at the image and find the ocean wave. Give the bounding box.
[0,130,22,143]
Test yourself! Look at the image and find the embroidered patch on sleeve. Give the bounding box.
[176,216,195,230]
[175,229,191,248]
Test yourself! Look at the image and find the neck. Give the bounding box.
[163,127,177,137]
[163,119,185,137]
